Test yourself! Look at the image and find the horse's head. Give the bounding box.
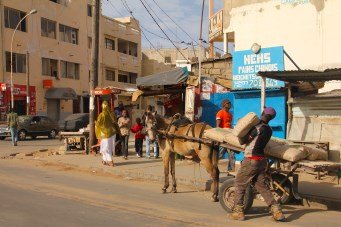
[145,112,158,142]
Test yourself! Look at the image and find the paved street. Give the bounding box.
[0,138,63,157]
[0,159,340,227]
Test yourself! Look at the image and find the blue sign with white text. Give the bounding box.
[232,46,285,90]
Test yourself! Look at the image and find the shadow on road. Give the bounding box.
[246,205,326,222]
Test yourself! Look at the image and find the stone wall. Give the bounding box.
[191,56,233,80]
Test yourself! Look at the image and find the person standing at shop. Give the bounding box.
[131,117,144,158]
[7,108,19,146]
[118,109,131,160]
[95,101,121,167]
[216,99,235,171]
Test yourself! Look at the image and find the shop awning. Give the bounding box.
[45,87,77,100]
[257,68,341,83]
[136,67,189,87]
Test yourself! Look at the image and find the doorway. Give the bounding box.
[47,99,60,121]
[14,100,26,116]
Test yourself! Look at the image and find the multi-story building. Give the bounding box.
[0,0,141,121]
[142,47,209,76]
[208,0,341,161]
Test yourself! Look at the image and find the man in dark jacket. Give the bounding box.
[230,107,285,222]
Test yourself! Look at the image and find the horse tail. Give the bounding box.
[211,142,219,169]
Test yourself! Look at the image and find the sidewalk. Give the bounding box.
[8,139,341,211]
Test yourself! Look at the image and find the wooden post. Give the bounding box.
[89,0,100,149]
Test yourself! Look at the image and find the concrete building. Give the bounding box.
[220,0,341,88]
[142,47,208,76]
[0,0,141,121]
[208,0,341,161]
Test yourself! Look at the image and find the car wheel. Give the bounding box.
[18,130,27,141]
[48,129,57,139]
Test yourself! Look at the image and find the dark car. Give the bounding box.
[58,113,89,132]
[16,115,59,140]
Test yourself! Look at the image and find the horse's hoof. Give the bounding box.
[162,188,167,193]
[211,196,219,202]
[171,188,177,193]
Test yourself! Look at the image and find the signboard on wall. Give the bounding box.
[209,10,223,41]
[232,46,285,90]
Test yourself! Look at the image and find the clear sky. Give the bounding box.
[102,0,224,52]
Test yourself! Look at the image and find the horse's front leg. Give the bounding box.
[200,153,220,202]
[170,152,177,193]
[162,149,170,193]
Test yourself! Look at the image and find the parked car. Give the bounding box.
[0,122,10,140]
[0,115,59,140]
[58,113,89,132]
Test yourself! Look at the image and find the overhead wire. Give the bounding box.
[138,0,189,61]
[142,0,184,43]
[150,0,199,46]
[106,0,124,17]
[114,0,165,59]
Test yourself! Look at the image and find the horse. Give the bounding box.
[145,113,220,202]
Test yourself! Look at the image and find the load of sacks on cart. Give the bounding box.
[204,112,327,162]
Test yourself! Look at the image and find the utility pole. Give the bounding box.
[26,51,30,115]
[198,0,205,86]
[89,0,100,151]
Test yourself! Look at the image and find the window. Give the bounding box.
[129,42,138,57]
[105,38,115,50]
[118,39,128,54]
[61,61,80,79]
[4,7,26,32]
[59,24,78,44]
[164,56,172,63]
[87,4,92,17]
[41,18,56,39]
[118,71,128,83]
[129,72,137,84]
[41,116,51,124]
[88,37,92,49]
[106,69,115,81]
[5,52,26,73]
[42,58,58,77]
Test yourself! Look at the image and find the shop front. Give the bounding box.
[45,87,77,121]
[0,83,36,121]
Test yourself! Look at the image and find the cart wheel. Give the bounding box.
[219,178,254,213]
[271,173,293,204]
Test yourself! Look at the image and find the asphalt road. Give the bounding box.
[0,160,340,227]
[0,137,63,157]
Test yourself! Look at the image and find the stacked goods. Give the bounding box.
[232,112,260,137]
[264,139,309,162]
[301,145,328,161]
[203,127,233,143]
[224,133,245,150]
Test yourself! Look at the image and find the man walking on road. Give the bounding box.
[216,99,235,171]
[7,108,19,146]
[230,107,285,222]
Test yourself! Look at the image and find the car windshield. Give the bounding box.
[64,113,88,121]
[18,116,31,123]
